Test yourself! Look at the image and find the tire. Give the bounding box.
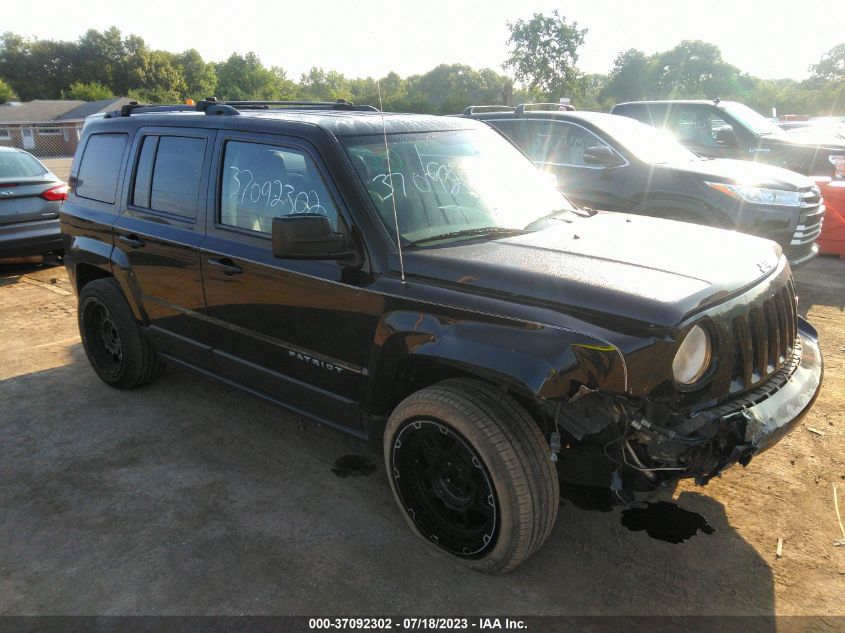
[384,379,559,574]
[78,277,161,389]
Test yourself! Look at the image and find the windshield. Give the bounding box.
[720,102,784,136]
[0,151,47,179]
[595,115,698,164]
[344,128,574,246]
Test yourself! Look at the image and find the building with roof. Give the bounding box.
[0,98,134,157]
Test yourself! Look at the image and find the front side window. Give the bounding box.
[344,127,575,246]
[526,121,613,166]
[669,107,732,149]
[219,141,339,235]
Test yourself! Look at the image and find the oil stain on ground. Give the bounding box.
[332,455,377,478]
[621,501,715,543]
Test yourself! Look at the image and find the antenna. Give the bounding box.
[377,81,406,285]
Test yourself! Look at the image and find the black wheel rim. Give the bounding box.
[83,299,123,378]
[391,420,498,557]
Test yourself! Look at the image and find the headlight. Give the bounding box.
[672,325,712,385]
[706,182,801,206]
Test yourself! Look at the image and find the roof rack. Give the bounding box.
[515,102,576,113]
[104,98,378,119]
[222,99,379,112]
[462,105,516,116]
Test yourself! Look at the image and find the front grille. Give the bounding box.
[785,186,825,261]
[729,279,798,394]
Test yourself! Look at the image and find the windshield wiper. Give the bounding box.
[524,207,586,229]
[405,226,528,247]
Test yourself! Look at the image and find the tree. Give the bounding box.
[649,40,739,98]
[63,81,114,101]
[811,44,845,82]
[176,49,217,99]
[216,52,279,100]
[299,67,351,101]
[605,49,649,103]
[503,11,586,100]
[0,76,16,103]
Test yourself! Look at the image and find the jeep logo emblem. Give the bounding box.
[757,260,773,274]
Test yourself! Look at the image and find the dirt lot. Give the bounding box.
[0,255,843,620]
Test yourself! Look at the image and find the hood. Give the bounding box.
[673,158,814,190]
[764,132,845,153]
[398,212,782,327]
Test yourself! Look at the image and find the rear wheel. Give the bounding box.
[384,379,559,574]
[78,278,161,389]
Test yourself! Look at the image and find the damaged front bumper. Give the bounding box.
[627,318,823,489]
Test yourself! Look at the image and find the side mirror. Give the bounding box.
[582,145,620,167]
[271,215,355,260]
[715,128,738,147]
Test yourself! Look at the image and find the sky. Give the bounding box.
[3,0,842,82]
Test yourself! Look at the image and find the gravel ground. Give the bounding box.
[0,256,842,619]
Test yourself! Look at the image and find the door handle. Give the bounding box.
[118,234,145,248]
[207,257,243,276]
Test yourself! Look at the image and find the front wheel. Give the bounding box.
[384,379,559,574]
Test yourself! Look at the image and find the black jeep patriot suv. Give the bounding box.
[62,99,823,574]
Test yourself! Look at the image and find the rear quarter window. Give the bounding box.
[76,133,128,204]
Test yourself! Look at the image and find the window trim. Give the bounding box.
[0,128,11,140]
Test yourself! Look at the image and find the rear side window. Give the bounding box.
[132,135,205,218]
[0,151,47,178]
[219,140,339,234]
[486,120,530,152]
[614,105,653,126]
[76,133,128,204]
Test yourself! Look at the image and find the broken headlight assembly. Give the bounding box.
[672,325,712,386]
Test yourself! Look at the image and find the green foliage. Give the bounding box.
[63,81,114,101]
[0,26,843,117]
[177,49,217,100]
[811,44,845,82]
[504,10,586,100]
[0,76,16,103]
[605,49,649,103]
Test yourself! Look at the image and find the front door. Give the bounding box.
[200,132,382,432]
[21,127,35,150]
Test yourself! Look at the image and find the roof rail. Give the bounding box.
[102,97,378,119]
[462,105,516,116]
[104,99,241,118]
[515,102,576,113]
[221,99,379,112]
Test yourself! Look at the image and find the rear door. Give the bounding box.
[199,132,381,432]
[113,127,215,366]
[0,151,61,226]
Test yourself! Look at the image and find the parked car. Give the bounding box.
[461,106,824,266]
[62,100,823,573]
[0,147,66,258]
[610,100,845,181]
